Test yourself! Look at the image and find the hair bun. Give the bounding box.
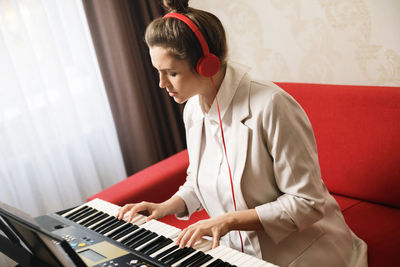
[163,0,189,13]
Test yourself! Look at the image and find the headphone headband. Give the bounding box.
[163,12,220,78]
[164,13,210,56]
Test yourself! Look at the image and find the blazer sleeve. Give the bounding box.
[255,90,328,243]
[173,100,203,220]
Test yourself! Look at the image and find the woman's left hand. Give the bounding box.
[175,214,232,249]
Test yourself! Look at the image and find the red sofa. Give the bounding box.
[88,83,400,267]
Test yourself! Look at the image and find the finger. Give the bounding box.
[188,228,202,247]
[117,204,134,220]
[179,228,195,248]
[212,232,220,249]
[146,211,158,222]
[175,228,187,246]
[127,203,149,222]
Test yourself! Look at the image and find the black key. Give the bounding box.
[64,206,88,219]
[176,251,205,267]
[67,206,91,220]
[160,246,192,263]
[112,224,139,240]
[130,232,158,249]
[121,228,146,245]
[108,223,135,239]
[83,213,108,227]
[124,229,153,247]
[154,245,179,260]
[79,211,103,226]
[163,247,195,265]
[95,217,121,233]
[91,216,115,231]
[99,220,126,235]
[144,237,173,256]
[188,254,213,267]
[206,259,229,267]
[94,217,119,232]
[72,208,97,222]
[138,236,166,254]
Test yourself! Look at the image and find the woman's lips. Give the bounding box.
[168,91,177,97]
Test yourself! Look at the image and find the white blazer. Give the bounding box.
[175,62,368,267]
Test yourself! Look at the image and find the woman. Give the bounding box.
[117,0,368,266]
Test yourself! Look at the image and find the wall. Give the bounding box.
[190,0,400,86]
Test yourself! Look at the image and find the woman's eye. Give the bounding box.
[169,72,177,77]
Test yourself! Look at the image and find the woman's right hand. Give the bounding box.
[116,201,167,222]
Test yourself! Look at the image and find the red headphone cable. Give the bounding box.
[210,76,244,253]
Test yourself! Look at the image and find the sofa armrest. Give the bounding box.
[87,150,189,206]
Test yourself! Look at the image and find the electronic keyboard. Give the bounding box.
[36,198,277,267]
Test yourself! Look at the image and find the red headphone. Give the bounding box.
[163,13,221,78]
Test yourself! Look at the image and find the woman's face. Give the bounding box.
[150,46,204,104]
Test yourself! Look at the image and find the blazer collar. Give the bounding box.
[204,62,250,122]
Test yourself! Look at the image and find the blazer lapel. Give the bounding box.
[230,72,252,210]
[186,118,203,184]
[184,96,206,205]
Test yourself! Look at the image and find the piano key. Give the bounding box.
[97,218,124,234]
[226,253,247,265]
[83,213,108,227]
[154,245,180,260]
[213,248,240,263]
[121,228,147,245]
[111,224,139,240]
[142,237,173,256]
[90,216,117,231]
[103,220,133,237]
[129,214,148,225]
[165,247,195,265]
[78,210,103,225]
[201,246,233,267]
[93,217,120,233]
[171,239,213,267]
[150,241,178,258]
[163,246,195,265]
[174,250,205,267]
[62,205,88,219]
[189,253,214,266]
[141,219,181,239]
[116,226,142,243]
[205,259,224,267]
[126,230,156,249]
[67,206,92,221]
[107,223,135,239]
[130,232,158,249]
[137,236,166,253]
[72,208,97,222]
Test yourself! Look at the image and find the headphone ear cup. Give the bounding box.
[196,54,221,78]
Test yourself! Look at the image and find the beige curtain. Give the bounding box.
[82,0,186,175]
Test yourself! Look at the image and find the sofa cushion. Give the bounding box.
[87,150,189,205]
[277,83,400,208]
[159,210,209,230]
[339,200,400,267]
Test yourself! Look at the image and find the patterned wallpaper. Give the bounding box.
[190,0,400,86]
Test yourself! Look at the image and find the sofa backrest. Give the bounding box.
[276,82,400,208]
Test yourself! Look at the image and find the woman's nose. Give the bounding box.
[159,73,168,88]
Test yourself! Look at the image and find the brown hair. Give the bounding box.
[145,0,228,71]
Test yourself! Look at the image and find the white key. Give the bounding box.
[150,240,178,258]
[215,247,239,263]
[171,249,199,267]
[116,227,142,243]
[103,221,130,237]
